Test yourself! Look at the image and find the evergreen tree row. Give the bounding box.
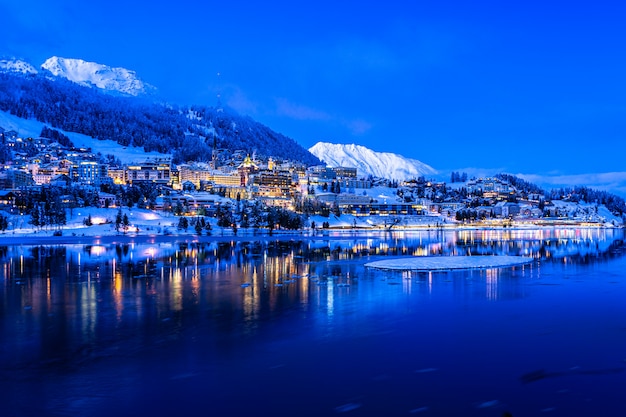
[0,72,321,166]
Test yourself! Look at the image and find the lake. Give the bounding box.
[1,228,625,416]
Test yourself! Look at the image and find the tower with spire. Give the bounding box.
[210,133,218,170]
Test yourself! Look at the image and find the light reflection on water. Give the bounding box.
[0,228,625,416]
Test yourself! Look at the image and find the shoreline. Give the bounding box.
[0,220,620,246]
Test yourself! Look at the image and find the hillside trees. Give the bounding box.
[450,172,468,183]
[40,126,74,147]
[28,188,66,230]
[0,72,321,166]
[547,186,626,216]
[495,174,544,195]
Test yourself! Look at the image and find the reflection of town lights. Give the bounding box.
[91,245,106,256]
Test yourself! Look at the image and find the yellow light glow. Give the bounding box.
[90,245,106,256]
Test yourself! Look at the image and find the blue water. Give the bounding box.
[1,228,625,416]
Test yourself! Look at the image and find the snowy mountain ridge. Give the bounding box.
[309,142,437,181]
[40,56,156,97]
[0,58,38,75]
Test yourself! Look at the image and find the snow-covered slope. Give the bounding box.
[309,142,437,181]
[0,110,169,163]
[41,56,156,97]
[0,58,38,75]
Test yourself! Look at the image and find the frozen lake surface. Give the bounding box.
[366,255,533,270]
[1,228,625,416]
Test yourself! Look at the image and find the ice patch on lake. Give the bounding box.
[365,255,532,271]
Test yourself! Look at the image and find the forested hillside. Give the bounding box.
[0,71,320,165]
[497,174,626,216]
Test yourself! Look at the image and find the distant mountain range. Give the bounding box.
[0,56,320,165]
[41,56,157,97]
[309,142,437,181]
[0,58,38,75]
[1,56,154,97]
[1,56,442,180]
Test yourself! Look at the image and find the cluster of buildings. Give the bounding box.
[0,129,376,214]
[1,128,571,223]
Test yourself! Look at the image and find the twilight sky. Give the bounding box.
[2,0,626,190]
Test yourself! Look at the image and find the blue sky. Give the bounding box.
[2,0,626,190]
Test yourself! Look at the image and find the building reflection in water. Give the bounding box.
[0,227,624,371]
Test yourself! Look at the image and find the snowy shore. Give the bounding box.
[0,206,620,245]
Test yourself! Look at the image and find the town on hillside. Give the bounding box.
[0,127,623,235]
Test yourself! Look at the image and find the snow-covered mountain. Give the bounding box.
[41,56,156,97]
[0,58,38,75]
[309,142,437,181]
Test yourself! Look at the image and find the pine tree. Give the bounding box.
[177,216,189,231]
[30,204,41,228]
[122,214,129,233]
[0,214,8,232]
[115,209,123,232]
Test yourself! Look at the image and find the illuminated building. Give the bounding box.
[126,159,171,185]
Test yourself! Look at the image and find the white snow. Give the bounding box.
[0,58,38,75]
[0,111,44,137]
[365,255,532,271]
[41,56,156,97]
[0,110,170,164]
[67,132,171,164]
[309,142,437,181]
[549,200,622,225]
[1,207,182,239]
